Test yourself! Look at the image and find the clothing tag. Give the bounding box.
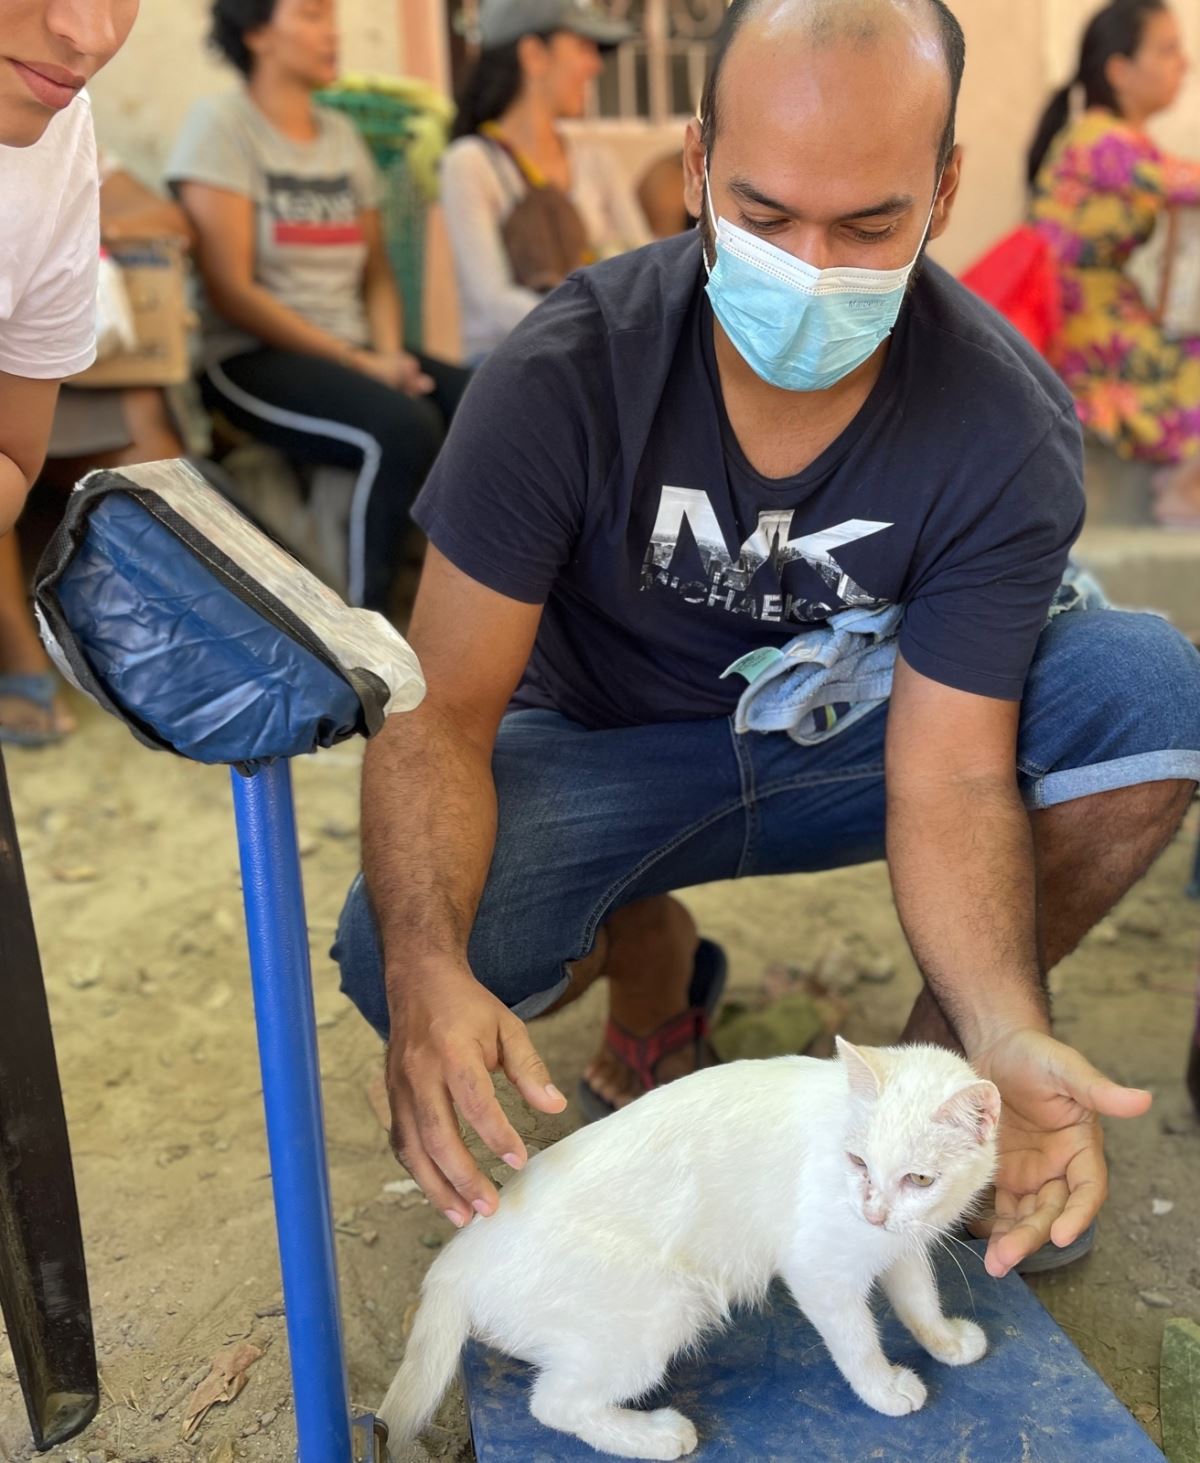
[719,646,786,685]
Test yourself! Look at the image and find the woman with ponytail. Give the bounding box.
[439,0,651,362]
[1029,0,1200,525]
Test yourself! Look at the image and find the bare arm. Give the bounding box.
[363,547,533,966]
[360,208,402,354]
[100,168,195,248]
[885,655,1048,1051]
[358,209,432,394]
[887,654,1151,1276]
[364,547,566,1225]
[0,372,59,533]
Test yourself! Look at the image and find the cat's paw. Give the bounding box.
[856,1364,928,1417]
[923,1317,988,1367]
[637,1407,698,1459]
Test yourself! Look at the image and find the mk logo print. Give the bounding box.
[641,486,892,624]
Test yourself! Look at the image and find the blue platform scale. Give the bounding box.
[463,1246,1165,1462]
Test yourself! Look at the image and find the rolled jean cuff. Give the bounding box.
[1024,750,1200,811]
[512,974,571,1022]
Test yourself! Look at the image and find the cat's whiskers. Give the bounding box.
[919,1221,987,1267]
[911,1220,980,1318]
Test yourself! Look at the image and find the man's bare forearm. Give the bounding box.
[361,703,498,1007]
[887,772,1050,1054]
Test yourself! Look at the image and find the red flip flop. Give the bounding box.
[577,938,727,1123]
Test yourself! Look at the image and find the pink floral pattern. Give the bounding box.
[1030,110,1200,463]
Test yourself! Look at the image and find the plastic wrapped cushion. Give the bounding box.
[56,493,362,764]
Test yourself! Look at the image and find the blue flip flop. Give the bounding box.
[954,1217,1098,1275]
[578,937,728,1124]
[0,672,69,748]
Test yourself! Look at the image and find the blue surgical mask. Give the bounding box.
[703,168,938,393]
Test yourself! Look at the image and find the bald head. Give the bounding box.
[700,0,965,169]
[794,0,919,46]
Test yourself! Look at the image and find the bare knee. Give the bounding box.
[571,893,697,969]
[605,895,698,965]
[1036,778,1194,855]
[536,926,612,1019]
[543,896,697,1019]
[1129,777,1195,826]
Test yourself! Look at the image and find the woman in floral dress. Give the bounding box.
[1029,0,1200,524]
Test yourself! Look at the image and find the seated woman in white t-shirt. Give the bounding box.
[440,0,652,363]
[0,0,138,743]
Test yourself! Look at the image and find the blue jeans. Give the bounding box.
[333,609,1200,1037]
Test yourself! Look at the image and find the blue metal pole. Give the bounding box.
[230,761,353,1462]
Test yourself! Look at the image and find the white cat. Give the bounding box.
[379,1037,1001,1461]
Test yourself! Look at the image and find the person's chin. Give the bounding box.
[297,62,336,91]
[0,90,57,148]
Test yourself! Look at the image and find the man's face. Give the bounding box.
[684,16,961,278]
[0,0,138,147]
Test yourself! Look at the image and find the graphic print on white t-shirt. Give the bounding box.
[265,171,364,248]
[641,484,893,625]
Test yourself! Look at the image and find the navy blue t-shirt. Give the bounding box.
[414,232,1084,730]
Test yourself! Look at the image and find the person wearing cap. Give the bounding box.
[335,0,1200,1282]
[440,0,651,362]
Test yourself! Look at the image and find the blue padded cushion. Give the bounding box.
[56,494,360,764]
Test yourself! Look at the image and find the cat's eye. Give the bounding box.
[847,1154,867,1169]
[907,1173,935,1188]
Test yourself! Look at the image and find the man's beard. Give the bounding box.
[697,208,716,273]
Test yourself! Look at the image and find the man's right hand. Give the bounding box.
[385,966,568,1227]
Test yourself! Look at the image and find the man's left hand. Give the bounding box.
[968,1028,1152,1277]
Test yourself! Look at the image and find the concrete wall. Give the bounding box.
[89,0,403,184]
[930,0,1049,275]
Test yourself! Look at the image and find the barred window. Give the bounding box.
[591,1,726,124]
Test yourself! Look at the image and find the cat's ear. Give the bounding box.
[933,1080,1002,1143]
[836,1036,884,1102]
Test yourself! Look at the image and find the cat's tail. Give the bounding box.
[379,1264,471,1453]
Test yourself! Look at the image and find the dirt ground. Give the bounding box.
[0,696,1196,1463]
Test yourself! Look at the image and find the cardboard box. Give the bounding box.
[70,238,190,389]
